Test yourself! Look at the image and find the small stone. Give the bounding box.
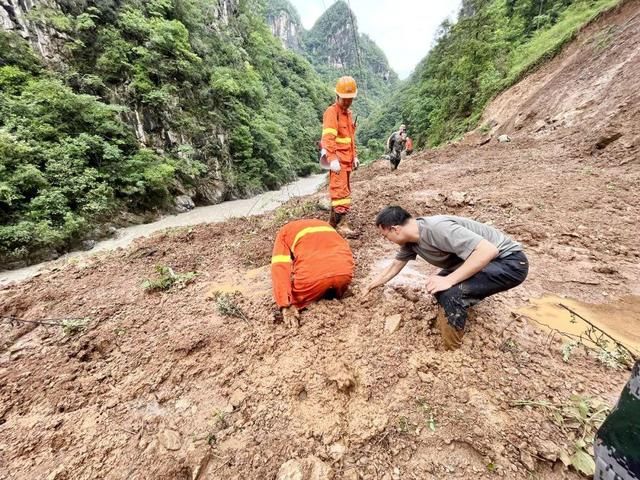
[520,450,535,471]
[157,429,181,451]
[498,134,511,143]
[174,195,195,213]
[417,370,434,383]
[329,443,346,461]
[593,265,617,275]
[384,314,402,334]
[535,439,559,462]
[81,240,97,251]
[445,191,467,208]
[229,389,246,408]
[276,456,332,480]
[534,120,547,132]
[456,390,470,403]
[343,469,359,480]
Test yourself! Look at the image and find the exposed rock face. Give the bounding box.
[1,0,62,59]
[0,0,239,204]
[265,0,397,95]
[266,8,303,51]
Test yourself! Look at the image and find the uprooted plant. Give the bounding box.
[512,395,610,476]
[211,291,248,322]
[142,265,197,292]
[1,316,90,336]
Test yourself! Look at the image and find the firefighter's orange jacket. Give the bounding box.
[321,103,357,171]
[271,219,354,308]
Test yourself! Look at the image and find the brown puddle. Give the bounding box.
[518,295,640,355]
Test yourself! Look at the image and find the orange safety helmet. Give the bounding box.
[335,76,358,98]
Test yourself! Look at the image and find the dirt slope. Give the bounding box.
[483,0,640,160]
[1,3,640,479]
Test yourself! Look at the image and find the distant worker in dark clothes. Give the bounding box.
[386,124,408,170]
[594,358,640,479]
[271,219,354,328]
[363,206,529,349]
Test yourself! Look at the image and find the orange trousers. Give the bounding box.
[329,170,351,214]
[291,273,352,309]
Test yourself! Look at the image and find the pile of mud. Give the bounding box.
[1,2,639,479]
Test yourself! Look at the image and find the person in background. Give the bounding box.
[386,124,408,170]
[320,76,359,237]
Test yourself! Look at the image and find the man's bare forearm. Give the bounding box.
[368,259,408,290]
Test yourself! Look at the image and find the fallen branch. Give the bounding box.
[558,303,638,360]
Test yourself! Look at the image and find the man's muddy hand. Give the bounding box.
[426,275,453,294]
[282,306,300,328]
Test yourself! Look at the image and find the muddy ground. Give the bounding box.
[1,2,639,479]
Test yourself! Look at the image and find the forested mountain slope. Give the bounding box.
[359,0,623,152]
[0,0,331,268]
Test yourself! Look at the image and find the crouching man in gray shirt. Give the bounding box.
[364,206,529,349]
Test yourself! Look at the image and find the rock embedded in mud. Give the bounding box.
[157,429,181,451]
[593,265,617,274]
[229,389,246,408]
[384,314,402,334]
[535,439,559,462]
[417,370,434,383]
[520,450,536,471]
[498,134,511,143]
[444,191,469,208]
[328,442,347,461]
[276,456,333,480]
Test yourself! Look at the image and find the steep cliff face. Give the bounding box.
[264,0,303,51]
[0,0,241,205]
[1,0,61,59]
[265,0,397,118]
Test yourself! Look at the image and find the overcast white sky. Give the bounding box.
[288,0,462,79]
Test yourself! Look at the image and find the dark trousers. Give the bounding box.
[435,251,529,330]
[389,149,402,170]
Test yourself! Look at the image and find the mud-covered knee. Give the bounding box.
[435,285,463,304]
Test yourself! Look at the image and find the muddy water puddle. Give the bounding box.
[518,295,640,355]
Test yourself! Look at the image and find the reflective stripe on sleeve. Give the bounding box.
[271,255,292,264]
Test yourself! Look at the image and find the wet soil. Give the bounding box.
[1,2,640,479]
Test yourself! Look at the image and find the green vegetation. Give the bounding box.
[272,199,320,224]
[360,0,621,153]
[0,0,332,266]
[512,395,610,476]
[61,317,90,335]
[212,291,248,321]
[142,265,197,292]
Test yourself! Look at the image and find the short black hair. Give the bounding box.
[375,206,412,228]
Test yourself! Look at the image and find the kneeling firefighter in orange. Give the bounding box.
[271,219,354,327]
[320,76,359,238]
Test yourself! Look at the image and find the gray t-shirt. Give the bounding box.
[396,216,522,269]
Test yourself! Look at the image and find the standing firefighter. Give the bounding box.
[321,76,359,237]
[386,124,407,170]
[271,219,354,328]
